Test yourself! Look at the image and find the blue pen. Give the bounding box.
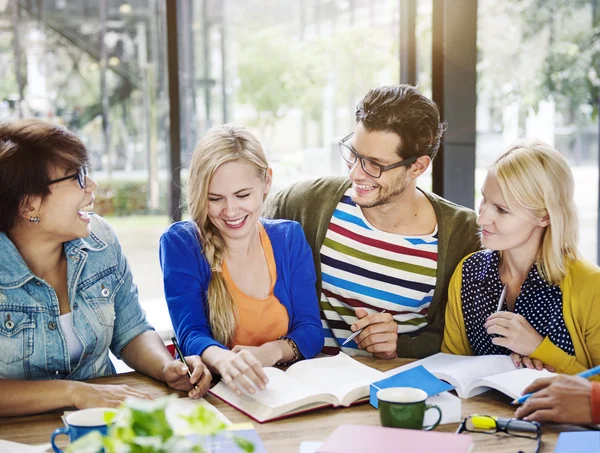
[513,364,600,405]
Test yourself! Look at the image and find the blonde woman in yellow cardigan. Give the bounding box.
[442,139,600,375]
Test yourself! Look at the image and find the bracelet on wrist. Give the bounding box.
[277,336,302,366]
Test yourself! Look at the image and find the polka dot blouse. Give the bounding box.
[461,250,575,356]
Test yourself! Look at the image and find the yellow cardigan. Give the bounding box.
[442,254,600,378]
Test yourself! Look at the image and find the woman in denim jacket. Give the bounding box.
[0,120,211,416]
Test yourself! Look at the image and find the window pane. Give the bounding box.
[477,0,599,264]
[0,1,171,317]
[183,0,401,193]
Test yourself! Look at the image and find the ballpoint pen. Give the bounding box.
[496,283,508,312]
[342,309,387,346]
[171,336,199,390]
[513,364,600,405]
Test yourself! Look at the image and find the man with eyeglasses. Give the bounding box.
[264,85,480,359]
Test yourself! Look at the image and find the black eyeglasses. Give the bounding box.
[338,132,418,178]
[47,166,88,189]
[456,415,541,453]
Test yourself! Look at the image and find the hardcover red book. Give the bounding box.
[208,353,384,423]
[317,424,473,453]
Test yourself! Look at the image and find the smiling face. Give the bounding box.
[32,166,97,242]
[347,122,412,208]
[206,159,271,244]
[477,168,548,252]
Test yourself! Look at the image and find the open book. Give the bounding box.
[209,353,384,423]
[384,353,555,399]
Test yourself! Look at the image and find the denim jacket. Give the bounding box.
[0,214,153,381]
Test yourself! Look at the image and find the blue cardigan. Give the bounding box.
[159,218,324,359]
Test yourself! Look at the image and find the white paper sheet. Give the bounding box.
[0,440,51,453]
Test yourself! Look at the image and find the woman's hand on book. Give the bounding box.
[352,309,398,359]
[510,353,554,372]
[215,349,269,396]
[232,343,281,367]
[484,311,543,356]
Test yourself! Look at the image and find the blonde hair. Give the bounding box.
[187,124,269,346]
[493,139,580,285]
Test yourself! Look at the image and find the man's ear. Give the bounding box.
[408,155,432,179]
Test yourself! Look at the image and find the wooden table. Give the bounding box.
[0,357,566,452]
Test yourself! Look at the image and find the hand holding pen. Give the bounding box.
[343,309,387,345]
[167,336,212,398]
[514,374,599,424]
[344,308,397,359]
[513,364,600,406]
[485,282,544,359]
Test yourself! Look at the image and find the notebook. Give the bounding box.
[316,424,474,453]
[384,353,555,399]
[555,431,600,453]
[209,352,384,422]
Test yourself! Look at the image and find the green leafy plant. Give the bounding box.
[66,395,254,453]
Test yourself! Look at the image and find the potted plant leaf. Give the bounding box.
[66,395,255,453]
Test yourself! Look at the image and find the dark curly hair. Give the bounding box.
[355,85,446,160]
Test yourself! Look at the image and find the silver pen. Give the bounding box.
[342,309,387,346]
[496,283,508,312]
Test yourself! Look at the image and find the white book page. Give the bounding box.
[210,371,335,422]
[242,367,329,409]
[0,441,50,453]
[285,353,384,405]
[427,355,516,397]
[471,368,556,399]
[383,353,517,398]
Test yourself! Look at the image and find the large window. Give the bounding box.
[0,0,403,313]
[477,0,599,263]
[1,0,596,321]
[180,0,401,193]
[0,0,172,310]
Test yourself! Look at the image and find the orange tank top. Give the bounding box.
[223,223,289,347]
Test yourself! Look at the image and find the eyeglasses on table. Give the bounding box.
[456,414,541,453]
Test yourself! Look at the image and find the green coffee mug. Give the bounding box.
[377,387,442,430]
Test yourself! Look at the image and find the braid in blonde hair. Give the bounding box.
[199,221,237,346]
[187,124,269,346]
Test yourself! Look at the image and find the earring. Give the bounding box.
[29,216,40,224]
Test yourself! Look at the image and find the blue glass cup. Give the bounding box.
[50,407,117,453]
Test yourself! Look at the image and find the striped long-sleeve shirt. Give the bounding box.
[320,190,438,356]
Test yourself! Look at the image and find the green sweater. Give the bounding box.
[263,177,480,358]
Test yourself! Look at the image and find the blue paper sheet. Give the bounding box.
[370,365,454,408]
[555,431,600,453]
